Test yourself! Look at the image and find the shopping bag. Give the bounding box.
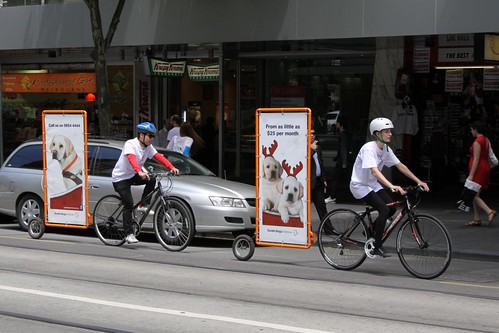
[489,145,498,168]
[456,179,480,212]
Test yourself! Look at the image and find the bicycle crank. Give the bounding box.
[364,238,376,259]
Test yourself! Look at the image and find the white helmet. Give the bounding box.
[370,117,394,135]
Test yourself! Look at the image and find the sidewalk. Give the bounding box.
[318,185,499,262]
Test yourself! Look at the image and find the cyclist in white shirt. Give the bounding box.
[350,117,429,257]
[112,122,179,244]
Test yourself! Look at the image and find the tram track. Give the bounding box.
[0,239,498,332]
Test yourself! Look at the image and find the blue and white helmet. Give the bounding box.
[136,122,157,134]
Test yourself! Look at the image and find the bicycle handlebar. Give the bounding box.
[402,185,425,193]
[149,171,174,179]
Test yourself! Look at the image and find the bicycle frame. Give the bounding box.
[362,187,427,248]
[131,174,171,226]
[317,185,452,279]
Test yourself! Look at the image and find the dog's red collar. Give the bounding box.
[63,154,78,172]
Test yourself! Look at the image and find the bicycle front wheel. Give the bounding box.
[318,209,368,270]
[154,197,195,252]
[93,195,127,246]
[396,214,452,279]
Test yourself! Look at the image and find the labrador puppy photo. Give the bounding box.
[261,140,282,211]
[50,135,83,190]
[276,175,305,223]
[261,154,283,211]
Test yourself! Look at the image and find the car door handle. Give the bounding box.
[90,185,100,189]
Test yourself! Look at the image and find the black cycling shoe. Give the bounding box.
[372,246,391,258]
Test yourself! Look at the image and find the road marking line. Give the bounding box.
[440,281,499,289]
[0,285,333,333]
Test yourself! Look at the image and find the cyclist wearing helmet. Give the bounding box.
[349,117,429,257]
[112,122,180,244]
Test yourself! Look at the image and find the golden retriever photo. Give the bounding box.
[50,135,83,190]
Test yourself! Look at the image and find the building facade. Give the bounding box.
[1,0,499,186]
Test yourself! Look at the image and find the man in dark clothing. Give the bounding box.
[310,129,328,221]
[326,116,351,203]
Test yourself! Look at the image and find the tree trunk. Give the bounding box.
[84,0,126,137]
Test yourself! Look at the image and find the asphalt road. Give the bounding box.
[0,217,498,333]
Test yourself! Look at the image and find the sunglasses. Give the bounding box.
[311,132,316,135]
[146,133,155,138]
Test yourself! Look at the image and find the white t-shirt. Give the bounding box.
[349,141,400,199]
[167,135,193,156]
[166,127,180,141]
[112,138,158,182]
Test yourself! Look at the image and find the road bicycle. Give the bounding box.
[317,186,452,279]
[92,172,195,251]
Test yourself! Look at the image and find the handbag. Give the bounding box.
[488,141,498,168]
[456,179,481,212]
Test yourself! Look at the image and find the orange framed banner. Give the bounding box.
[256,108,313,248]
[42,110,90,228]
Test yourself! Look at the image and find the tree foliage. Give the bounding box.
[83,0,126,136]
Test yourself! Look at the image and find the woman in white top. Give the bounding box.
[350,117,429,257]
[167,122,204,158]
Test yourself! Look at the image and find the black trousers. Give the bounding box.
[362,189,396,248]
[112,174,155,235]
[311,178,327,222]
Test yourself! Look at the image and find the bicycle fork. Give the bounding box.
[407,215,429,249]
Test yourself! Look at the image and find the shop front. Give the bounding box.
[405,34,499,188]
[1,64,143,161]
[1,71,96,159]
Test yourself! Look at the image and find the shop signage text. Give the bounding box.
[438,47,474,63]
[1,73,96,93]
[438,34,474,47]
[147,57,186,77]
[138,80,150,123]
[187,64,219,81]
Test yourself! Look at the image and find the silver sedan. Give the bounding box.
[0,139,255,237]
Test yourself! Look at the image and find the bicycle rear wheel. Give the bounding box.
[396,213,452,279]
[93,194,127,246]
[154,197,195,252]
[318,209,368,270]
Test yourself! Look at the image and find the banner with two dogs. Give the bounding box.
[256,108,313,248]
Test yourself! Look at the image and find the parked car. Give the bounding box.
[0,138,256,236]
[326,110,340,133]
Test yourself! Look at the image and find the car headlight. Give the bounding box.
[209,197,246,208]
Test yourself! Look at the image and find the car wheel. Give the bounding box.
[16,194,44,231]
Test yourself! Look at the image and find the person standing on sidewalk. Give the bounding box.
[465,120,496,226]
[349,117,429,257]
[310,129,328,221]
[325,116,350,204]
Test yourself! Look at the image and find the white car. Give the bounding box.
[326,111,340,133]
[0,139,256,236]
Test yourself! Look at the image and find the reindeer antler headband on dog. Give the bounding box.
[262,140,278,157]
[282,160,303,178]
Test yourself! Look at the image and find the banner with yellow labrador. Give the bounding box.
[43,110,89,227]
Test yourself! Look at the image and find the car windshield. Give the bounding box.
[145,149,216,176]
[327,113,338,120]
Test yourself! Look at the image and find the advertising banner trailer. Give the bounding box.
[256,108,313,248]
[42,110,89,227]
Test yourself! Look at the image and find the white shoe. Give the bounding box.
[324,196,336,204]
[126,234,139,244]
[136,205,154,215]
